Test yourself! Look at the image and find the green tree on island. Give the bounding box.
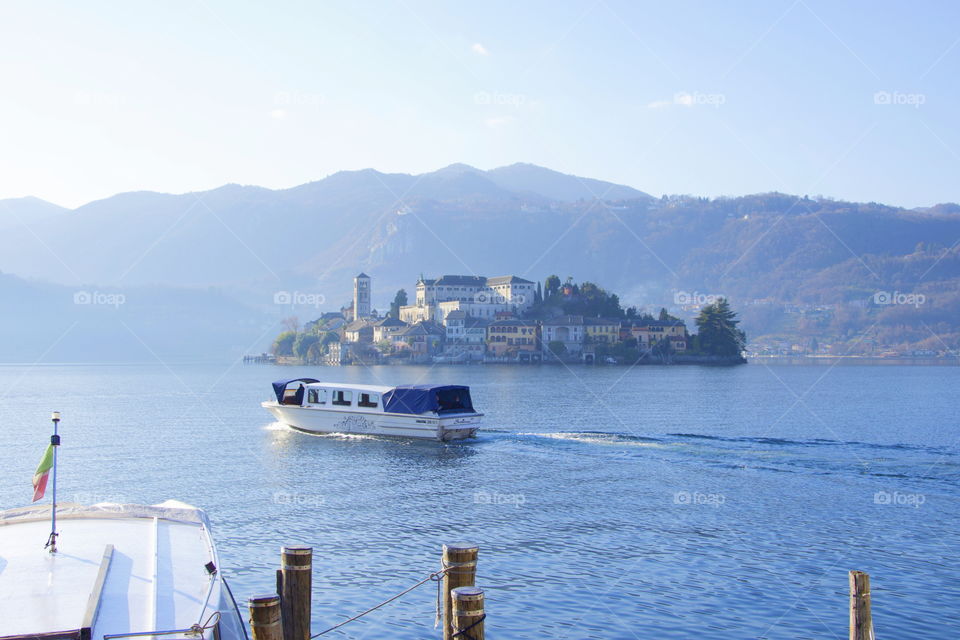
[530,276,625,318]
[389,289,408,318]
[272,331,297,356]
[544,275,561,299]
[695,299,746,357]
[293,333,320,362]
[659,307,679,323]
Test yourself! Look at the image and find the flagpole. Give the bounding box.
[47,411,61,553]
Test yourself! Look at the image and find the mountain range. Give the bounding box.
[1,163,958,360]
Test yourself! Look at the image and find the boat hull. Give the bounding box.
[262,401,480,440]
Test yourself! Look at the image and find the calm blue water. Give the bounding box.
[0,362,957,639]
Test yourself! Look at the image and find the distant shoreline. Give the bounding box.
[747,355,957,366]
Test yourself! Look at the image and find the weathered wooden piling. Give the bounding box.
[849,570,874,640]
[451,586,485,640]
[442,543,479,640]
[249,594,284,640]
[279,546,313,640]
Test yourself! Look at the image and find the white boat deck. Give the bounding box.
[0,502,233,640]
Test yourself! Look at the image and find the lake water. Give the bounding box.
[0,362,957,639]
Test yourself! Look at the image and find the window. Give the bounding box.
[359,393,379,408]
[332,390,353,406]
[307,389,327,404]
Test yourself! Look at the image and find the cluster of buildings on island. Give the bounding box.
[307,273,689,364]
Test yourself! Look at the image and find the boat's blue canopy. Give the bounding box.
[382,384,474,415]
[272,378,319,402]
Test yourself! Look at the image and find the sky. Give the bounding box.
[0,0,958,209]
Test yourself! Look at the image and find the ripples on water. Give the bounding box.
[0,363,957,639]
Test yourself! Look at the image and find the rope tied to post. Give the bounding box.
[452,613,486,640]
[310,565,452,638]
[436,554,474,628]
[436,551,478,629]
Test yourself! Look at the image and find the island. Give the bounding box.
[268,273,747,366]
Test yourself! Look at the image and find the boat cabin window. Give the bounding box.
[358,393,379,408]
[332,390,353,406]
[436,388,470,413]
[307,389,327,404]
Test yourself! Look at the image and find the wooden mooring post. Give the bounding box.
[278,546,313,640]
[849,570,875,640]
[249,594,284,640]
[442,543,479,640]
[452,586,485,640]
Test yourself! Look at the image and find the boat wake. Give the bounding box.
[316,432,382,441]
[265,423,382,441]
[516,431,666,447]
[667,432,956,455]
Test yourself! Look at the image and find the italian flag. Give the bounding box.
[32,444,54,502]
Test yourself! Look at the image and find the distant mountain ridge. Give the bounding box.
[0,163,652,287]
[0,196,69,230]
[487,163,648,201]
[0,164,958,360]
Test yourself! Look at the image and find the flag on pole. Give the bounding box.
[32,444,54,502]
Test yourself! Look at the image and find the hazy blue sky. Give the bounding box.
[1,0,958,208]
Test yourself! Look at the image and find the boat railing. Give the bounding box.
[104,629,202,639]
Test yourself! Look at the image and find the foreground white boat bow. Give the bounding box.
[0,501,247,640]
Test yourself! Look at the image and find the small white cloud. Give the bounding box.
[647,100,672,110]
[270,108,287,120]
[484,115,515,128]
[472,42,489,56]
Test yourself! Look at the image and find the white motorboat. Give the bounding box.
[262,379,483,441]
[0,501,248,640]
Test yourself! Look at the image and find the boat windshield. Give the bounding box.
[282,385,306,405]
